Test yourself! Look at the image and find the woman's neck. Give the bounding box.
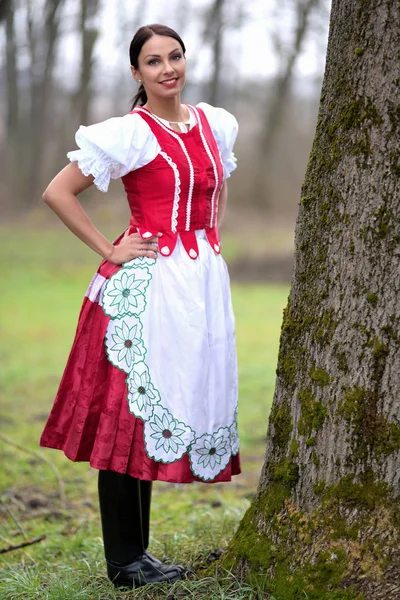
[144,96,189,123]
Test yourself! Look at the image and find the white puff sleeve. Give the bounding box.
[197,102,239,179]
[67,113,159,192]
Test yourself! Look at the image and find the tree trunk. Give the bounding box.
[111,0,147,114]
[204,0,225,106]
[77,0,99,125]
[3,0,20,204]
[5,0,18,140]
[223,1,400,598]
[25,0,64,204]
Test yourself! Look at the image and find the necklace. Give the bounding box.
[151,112,193,133]
[144,105,191,128]
[165,119,190,124]
[158,117,191,133]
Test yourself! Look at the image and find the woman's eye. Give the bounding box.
[172,54,182,61]
[148,59,158,65]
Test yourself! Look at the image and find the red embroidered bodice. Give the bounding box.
[121,105,224,260]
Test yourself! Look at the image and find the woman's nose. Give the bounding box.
[162,61,175,75]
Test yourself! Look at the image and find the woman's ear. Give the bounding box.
[130,66,141,83]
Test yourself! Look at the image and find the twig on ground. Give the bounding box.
[0,433,67,508]
[0,535,46,554]
[6,492,26,511]
[0,534,13,545]
[3,507,27,538]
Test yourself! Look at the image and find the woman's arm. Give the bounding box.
[217,181,228,229]
[43,162,159,264]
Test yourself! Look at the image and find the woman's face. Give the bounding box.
[131,35,186,102]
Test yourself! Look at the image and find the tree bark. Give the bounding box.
[224,1,400,598]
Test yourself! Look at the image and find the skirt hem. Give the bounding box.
[40,440,241,484]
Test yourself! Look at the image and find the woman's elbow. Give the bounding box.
[42,186,51,205]
[42,183,59,206]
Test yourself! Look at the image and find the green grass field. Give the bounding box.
[0,224,289,599]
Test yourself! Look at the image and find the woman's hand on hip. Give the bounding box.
[107,231,162,265]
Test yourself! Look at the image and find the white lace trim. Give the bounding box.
[191,106,220,228]
[223,153,237,180]
[159,151,181,233]
[135,108,195,231]
[67,146,121,193]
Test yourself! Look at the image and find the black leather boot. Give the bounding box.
[98,470,185,588]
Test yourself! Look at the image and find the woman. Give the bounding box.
[40,24,240,588]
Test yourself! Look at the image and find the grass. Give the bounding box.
[0,222,289,599]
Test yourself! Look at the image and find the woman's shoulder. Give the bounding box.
[75,111,151,144]
[194,103,238,178]
[72,111,158,163]
[67,112,159,191]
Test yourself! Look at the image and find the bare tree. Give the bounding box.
[4,0,18,141]
[76,0,100,125]
[24,0,65,203]
[223,0,400,597]
[203,0,226,106]
[0,0,11,20]
[173,0,192,37]
[0,0,20,208]
[109,0,147,114]
[253,0,321,205]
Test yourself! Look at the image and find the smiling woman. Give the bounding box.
[39,23,239,590]
[129,24,188,122]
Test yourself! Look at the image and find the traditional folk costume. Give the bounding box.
[40,103,240,586]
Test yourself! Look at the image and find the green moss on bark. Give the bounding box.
[360,204,396,243]
[222,469,399,599]
[366,292,378,306]
[310,367,331,386]
[311,308,339,346]
[276,299,313,390]
[333,344,349,372]
[338,385,400,461]
[221,491,372,599]
[319,471,390,510]
[312,95,383,171]
[298,388,328,437]
[269,399,293,450]
[387,101,400,130]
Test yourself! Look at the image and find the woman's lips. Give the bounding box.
[159,78,178,88]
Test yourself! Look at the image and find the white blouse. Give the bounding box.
[67,103,239,193]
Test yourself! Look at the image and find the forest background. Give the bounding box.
[0,1,331,598]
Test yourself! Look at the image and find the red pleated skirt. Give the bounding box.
[40,252,241,483]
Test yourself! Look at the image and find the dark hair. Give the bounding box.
[129,24,186,110]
